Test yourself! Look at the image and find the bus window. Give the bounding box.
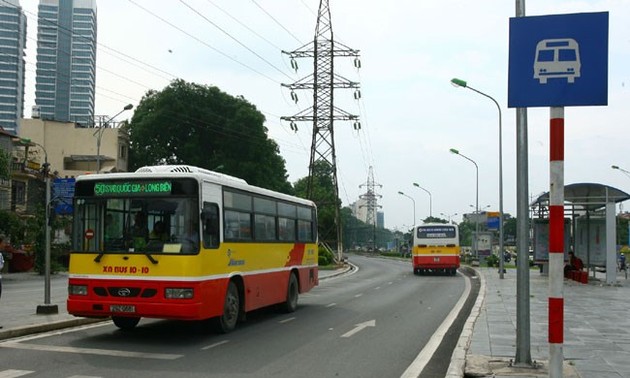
[202,203,220,248]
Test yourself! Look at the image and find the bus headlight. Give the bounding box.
[165,288,194,299]
[68,285,88,296]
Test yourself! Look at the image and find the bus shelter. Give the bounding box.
[530,183,629,284]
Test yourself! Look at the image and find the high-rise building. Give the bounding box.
[0,0,27,135]
[35,0,97,125]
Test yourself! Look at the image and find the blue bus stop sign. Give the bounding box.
[508,12,608,108]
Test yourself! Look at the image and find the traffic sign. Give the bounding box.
[53,178,76,215]
[85,229,94,240]
[508,12,609,108]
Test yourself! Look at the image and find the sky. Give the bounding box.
[16,0,630,231]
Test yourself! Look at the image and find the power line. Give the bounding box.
[204,0,284,51]
[128,0,280,84]
[250,0,303,45]
[179,0,292,81]
[1,0,177,82]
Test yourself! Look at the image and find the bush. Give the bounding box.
[318,246,335,266]
[486,254,499,267]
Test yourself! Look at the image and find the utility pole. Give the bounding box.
[359,166,382,251]
[282,0,360,261]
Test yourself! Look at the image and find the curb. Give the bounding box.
[445,266,486,378]
[0,317,108,341]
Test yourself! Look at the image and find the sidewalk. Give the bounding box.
[463,267,630,377]
[0,265,352,341]
[0,272,103,340]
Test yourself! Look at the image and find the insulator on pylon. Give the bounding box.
[290,58,298,72]
[354,90,361,100]
[353,121,361,130]
[354,58,361,69]
[290,91,298,103]
[290,121,298,132]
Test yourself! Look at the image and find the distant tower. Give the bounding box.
[0,0,27,134]
[282,0,360,258]
[35,0,97,126]
[359,166,382,250]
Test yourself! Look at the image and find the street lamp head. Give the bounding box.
[398,191,404,195]
[123,104,133,111]
[449,148,459,155]
[450,78,467,88]
[612,165,620,170]
[413,183,419,187]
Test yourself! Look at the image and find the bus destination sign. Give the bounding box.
[94,181,172,196]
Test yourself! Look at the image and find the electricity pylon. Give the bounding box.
[282,0,360,260]
[359,166,382,251]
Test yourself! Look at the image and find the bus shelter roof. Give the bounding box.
[530,183,630,211]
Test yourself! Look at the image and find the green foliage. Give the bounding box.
[423,216,447,224]
[318,245,335,266]
[294,161,341,246]
[0,210,28,242]
[485,254,499,267]
[127,79,292,193]
[0,149,11,180]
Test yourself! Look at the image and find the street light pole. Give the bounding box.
[412,182,432,218]
[451,78,505,278]
[20,139,59,315]
[94,104,133,173]
[398,191,416,229]
[440,212,458,224]
[450,148,479,259]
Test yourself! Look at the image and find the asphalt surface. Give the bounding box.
[2,260,629,377]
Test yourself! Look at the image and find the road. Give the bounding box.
[0,254,473,378]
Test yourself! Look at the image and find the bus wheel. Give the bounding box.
[112,316,140,330]
[281,273,299,313]
[215,281,240,333]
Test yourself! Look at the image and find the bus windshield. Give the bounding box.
[72,178,200,255]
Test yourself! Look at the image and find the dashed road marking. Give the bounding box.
[201,340,229,350]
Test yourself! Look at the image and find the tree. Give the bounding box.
[127,79,292,193]
[293,161,340,246]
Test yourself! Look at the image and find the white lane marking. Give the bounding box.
[279,317,296,324]
[354,293,363,298]
[340,320,376,338]
[400,274,472,378]
[326,303,336,308]
[0,342,182,360]
[0,370,34,378]
[374,286,381,290]
[387,281,393,285]
[201,340,229,350]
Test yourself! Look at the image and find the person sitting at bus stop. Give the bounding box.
[149,221,169,242]
[564,251,584,276]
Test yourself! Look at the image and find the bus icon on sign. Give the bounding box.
[533,38,581,84]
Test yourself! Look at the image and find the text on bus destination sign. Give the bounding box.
[94,181,172,196]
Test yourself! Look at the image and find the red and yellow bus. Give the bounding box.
[412,223,460,275]
[68,165,318,332]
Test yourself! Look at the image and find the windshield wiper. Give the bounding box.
[94,253,105,263]
[144,252,158,265]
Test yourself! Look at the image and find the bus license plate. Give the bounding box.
[110,305,136,313]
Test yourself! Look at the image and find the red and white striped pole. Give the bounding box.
[549,106,565,377]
